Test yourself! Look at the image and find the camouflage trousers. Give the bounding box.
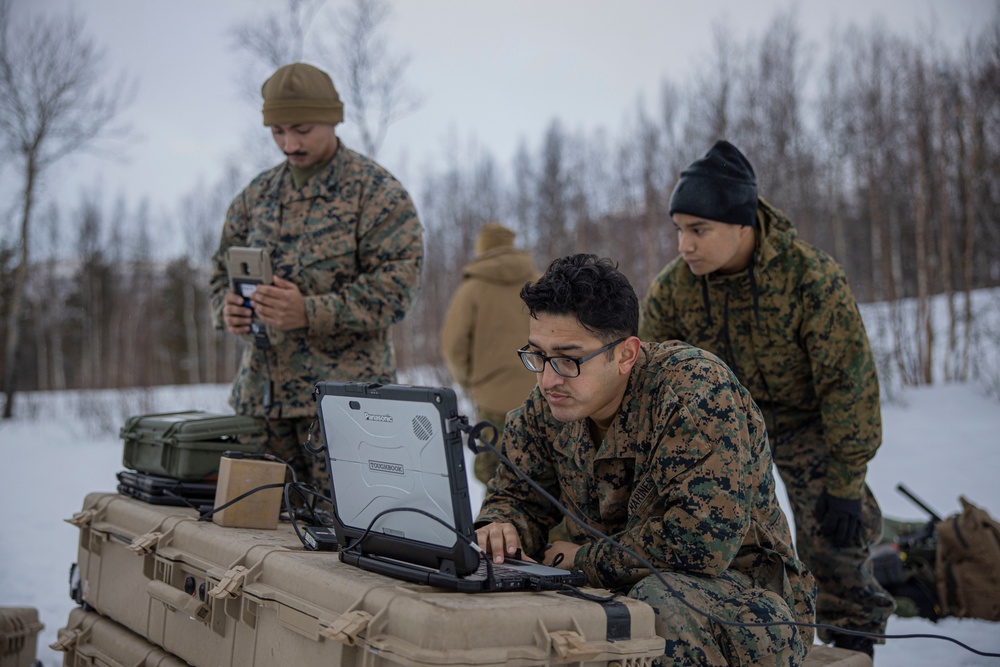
[628,569,808,667]
[244,415,330,500]
[771,421,896,640]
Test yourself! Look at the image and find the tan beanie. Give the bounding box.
[261,63,344,126]
[475,222,516,256]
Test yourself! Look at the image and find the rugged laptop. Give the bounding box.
[314,380,587,593]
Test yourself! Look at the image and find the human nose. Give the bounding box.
[677,229,694,254]
[539,361,564,388]
[276,133,300,154]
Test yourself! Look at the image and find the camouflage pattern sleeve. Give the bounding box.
[475,397,567,555]
[575,352,755,589]
[478,345,773,591]
[638,258,684,343]
[800,258,881,500]
[209,188,254,331]
[303,181,423,335]
[207,150,425,417]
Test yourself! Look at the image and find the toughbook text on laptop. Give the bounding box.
[314,380,587,593]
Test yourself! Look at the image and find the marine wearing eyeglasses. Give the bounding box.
[474,253,816,667]
[517,337,627,378]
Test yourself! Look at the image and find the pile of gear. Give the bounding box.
[870,485,1000,623]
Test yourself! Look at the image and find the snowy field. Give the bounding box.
[1,380,999,666]
[3,285,1000,666]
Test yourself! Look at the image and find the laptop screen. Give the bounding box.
[314,381,481,576]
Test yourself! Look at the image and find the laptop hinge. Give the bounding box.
[437,558,457,576]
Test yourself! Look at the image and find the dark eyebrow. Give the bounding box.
[526,339,585,354]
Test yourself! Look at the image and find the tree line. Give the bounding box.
[2,4,999,414]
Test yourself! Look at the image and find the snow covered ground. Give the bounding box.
[4,282,1000,666]
[1,379,998,666]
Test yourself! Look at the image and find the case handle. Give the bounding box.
[49,628,83,653]
[127,531,163,555]
[321,610,373,646]
[207,565,250,600]
[147,580,211,622]
[549,630,600,661]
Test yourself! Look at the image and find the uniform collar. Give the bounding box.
[265,143,347,204]
[549,346,647,468]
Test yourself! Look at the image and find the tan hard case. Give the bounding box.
[52,607,189,667]
[0,607,44,667]
[69,492,665,667]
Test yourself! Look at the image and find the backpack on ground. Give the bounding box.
[934,496,1000,621]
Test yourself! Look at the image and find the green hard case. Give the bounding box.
[120,411,263,480]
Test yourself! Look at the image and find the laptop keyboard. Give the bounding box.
[473,558,586,591]
[476,560,526,580]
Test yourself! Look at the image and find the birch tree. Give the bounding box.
[0,0,133,417]
[323,0,422,158]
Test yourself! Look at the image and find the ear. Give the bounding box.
[617,337,642,376]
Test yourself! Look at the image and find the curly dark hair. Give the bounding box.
[520,254,638,341]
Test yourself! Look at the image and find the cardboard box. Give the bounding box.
[211,456,286,530]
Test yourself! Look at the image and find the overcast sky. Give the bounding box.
[8,0,996,238]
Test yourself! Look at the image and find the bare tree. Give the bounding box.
[319,0,421,158]
[510,142,536,245]
[683,20,740,148]
[816,30,853,269]
[229,0,420,165]
[230,0,328,101]
[0,1,133,418]
[536,120,570,265]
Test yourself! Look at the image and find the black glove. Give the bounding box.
[815,491,862,547]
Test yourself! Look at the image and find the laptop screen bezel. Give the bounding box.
[314,381,481,576]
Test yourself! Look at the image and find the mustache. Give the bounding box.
[284,150,307,157]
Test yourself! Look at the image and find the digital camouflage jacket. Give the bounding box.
[638,198,880,500]
[210,144,424,418]
[477,341,816,634]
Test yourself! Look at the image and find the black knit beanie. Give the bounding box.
[668,140,758,227]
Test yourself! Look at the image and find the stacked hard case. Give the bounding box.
[53,608,188,667]
[119,411,263,480]
[66,492,666,667]
[0,607,44,667]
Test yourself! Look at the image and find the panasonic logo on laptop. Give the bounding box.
[365,412,393,423]
[369,460,404,475]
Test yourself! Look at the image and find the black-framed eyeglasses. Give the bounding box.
[517,337,628,379]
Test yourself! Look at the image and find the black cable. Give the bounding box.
[197,482,286,522]
[554,584,617,603]
[462,420,1000,659]
[284,481,326,549]
[302,417,326,455]
[348,505,635,605]
[159,488,202,511]
[258,343,275,456]
[345,506,483,557]
[343,506,501,583]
